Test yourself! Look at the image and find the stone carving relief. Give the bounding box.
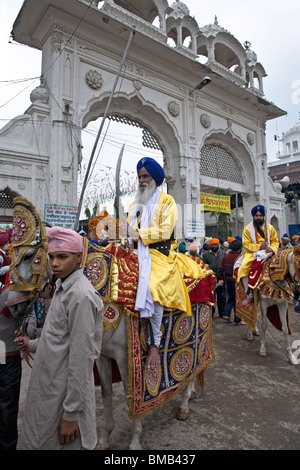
[168,101,180,117]
[51,31,63,53]
[247,132,255,145]
[133,80,142,91]
[85,69,103,89]
[200,113,211,128]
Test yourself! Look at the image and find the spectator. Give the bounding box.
[218,239,244,324]
[202,238,226,317]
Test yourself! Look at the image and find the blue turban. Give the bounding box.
[251,205,265,217]
[137,157,164,186]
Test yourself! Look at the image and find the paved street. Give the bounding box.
[18,308,300,450]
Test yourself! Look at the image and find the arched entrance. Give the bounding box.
[199,131,255,237]
[80,93,190,236]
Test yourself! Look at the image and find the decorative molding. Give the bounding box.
[247,132,255,145]
[85,69,103,90]
[50,30,63,53]
[200,113,211,128]
[168,101,180,117]
[133,80,142,91]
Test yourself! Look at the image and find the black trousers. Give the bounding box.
[0,354,21,450]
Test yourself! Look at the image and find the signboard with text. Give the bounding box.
[44,205,78,229]
[200,192,230,214]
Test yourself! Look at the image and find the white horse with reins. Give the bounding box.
[237,248,300,365]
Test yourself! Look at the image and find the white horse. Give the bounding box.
[7,236,205,450]
[240,249,300,365]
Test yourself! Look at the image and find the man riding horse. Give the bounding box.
[127,157,205,370]
[236,204,279,305]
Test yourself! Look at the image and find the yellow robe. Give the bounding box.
[127,192,205,315]
[236,222,279,283]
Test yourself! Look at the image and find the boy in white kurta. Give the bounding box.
[16,227,103,450]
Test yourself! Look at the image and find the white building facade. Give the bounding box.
[0,0,287,237]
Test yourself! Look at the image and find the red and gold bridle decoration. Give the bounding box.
[9,197,48,298]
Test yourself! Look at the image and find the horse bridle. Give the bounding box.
[5,257,54,309]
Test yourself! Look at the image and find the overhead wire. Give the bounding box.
[1,0,95,111]
[1,1,163,208]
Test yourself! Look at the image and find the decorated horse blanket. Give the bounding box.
[127,303,214,418]
[235,250,293,332]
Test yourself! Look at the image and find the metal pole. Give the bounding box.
[114,143,125,222]
[235,193,238,235]
[74,27,136,229]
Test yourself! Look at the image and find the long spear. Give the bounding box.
[74,27,135,230]
[114,143,125,221]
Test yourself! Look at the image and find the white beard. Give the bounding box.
[135,180,157,213]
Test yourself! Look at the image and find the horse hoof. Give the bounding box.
[176,408,189,421]
[259,349,267,357]
[246,333,253,341]
[95,443,110,450]
[288,355,298,365]
[129,443,142,451]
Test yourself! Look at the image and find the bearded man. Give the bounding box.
[127,157,204,369]
[236,204,279,305]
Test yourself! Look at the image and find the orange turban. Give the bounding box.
[227,237,235,243]
[209,238,220,245]
[188,243,198,251]
[292,235,299,241]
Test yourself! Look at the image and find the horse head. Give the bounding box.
[6,197,50,321]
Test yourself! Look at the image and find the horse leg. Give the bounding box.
[278,303,298,365]
[95,355,114,450]
[176,380,196,421]
[121,370,143,450]
[116,353,143,450]
[259,302,268,357]
[246,326,254,341]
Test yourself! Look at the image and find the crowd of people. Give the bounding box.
[1,155,300,450]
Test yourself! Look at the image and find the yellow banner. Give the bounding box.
[200,192,231,214]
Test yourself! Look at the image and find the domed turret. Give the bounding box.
[169,1,190,19]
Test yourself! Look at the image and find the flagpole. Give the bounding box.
[74,27,136,230]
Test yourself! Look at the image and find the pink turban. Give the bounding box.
[47,226,83,253]
[0,230,11,246]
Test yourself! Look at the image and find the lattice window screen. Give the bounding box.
[108,115,162,151]
[200,144,244,184]
[0,191,14,209]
